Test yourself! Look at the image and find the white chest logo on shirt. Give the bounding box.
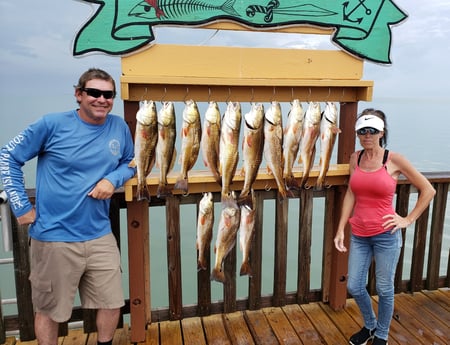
[109,139,120,156]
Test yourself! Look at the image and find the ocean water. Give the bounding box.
[1,96,449,320]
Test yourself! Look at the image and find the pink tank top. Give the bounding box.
[349,150,397,237]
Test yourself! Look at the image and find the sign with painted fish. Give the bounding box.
[73,0,407,64]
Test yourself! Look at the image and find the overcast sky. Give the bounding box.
[0,0,448,119]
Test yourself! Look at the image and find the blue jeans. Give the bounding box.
[347,230,402,341]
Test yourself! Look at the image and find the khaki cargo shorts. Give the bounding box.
[29,233,124,322]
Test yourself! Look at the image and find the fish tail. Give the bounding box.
[237,193,253,208]
[157,183,172,199]
[221,0,239,16]
[136,183,151,201]
[210,268,226,283]
[173,177,189,193]
[197,258,207,271]
[239,261,252,277]
[285,176,300,191]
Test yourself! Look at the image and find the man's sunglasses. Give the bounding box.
[356,127,380,136]
[80,87,116,99]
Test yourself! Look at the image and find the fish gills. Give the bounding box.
[219,101,241,199]
[263,101,290,199]
[298,101,322,188]
[239,191,256,276]
[196,192,214,271]
[317,102,341,189]
[211,193,241,283]
[283,99,304,191]
[201,101,222,186]
[156,101,177,198]
[133,100,158,201]
[174,99,202,193]
[239,103,264,207]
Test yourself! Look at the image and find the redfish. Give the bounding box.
[211,192,241,283]
[196,192,214,271]
[219,101,241,199]
[316,102,341,189]
[298,102,321,188]
[283,99,304,191]
[174,99,202,194]
[239,103,264,207]
[132,100,158,201]
[156,101,177,198]
[239,191,256,277]
[201,101,221,186]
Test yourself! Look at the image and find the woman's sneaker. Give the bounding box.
[349,327,375,345]
[372,336,388,345]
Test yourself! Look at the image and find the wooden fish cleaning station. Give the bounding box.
[121,23,373,342]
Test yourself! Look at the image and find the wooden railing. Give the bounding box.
[1,171,449,342]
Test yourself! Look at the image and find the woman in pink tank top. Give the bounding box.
[333,109,435,345]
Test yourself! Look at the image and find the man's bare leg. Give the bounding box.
[35,312,59,345]
[96,308,120,342]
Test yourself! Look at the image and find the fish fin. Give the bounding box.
[332,127,342,135]
[157,184,172,199]
[173,177,188,193]
[169,148,177,173]
[197,259,207,271]
[210,268,226,283]
[285,176,300,191]
[136,184,151,202]
[199,215,206,226]
[128,158,136,168]
[237,194,253,209]
[240,261,252,277]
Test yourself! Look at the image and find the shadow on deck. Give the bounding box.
[5,289,449,345]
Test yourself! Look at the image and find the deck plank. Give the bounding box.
[201,313,231,345]
[145,323,159,345]
[244,309,279,345]
[318,301,361,341]
[282,304,323,344]
[159,320,182,345]
[301,303,348,344]
[262,307,301,345]
[180,317,206,345]
[222,311,255,345]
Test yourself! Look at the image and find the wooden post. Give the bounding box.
[328,102,357,310]
[127,200,150,342]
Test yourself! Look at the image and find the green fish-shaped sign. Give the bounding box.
[74,0,407,64]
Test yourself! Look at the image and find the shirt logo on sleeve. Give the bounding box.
[109,139,120,156]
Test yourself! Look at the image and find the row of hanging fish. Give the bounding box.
[131,99,341,202]
[196,191,256,283]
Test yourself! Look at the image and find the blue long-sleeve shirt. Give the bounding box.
[0,110,136,242]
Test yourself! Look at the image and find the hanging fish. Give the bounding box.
[264,101,290,199]
[174,99,202,193]
[211,192,241,283]
[201,101,222,186]
[238,103,264,207]
[219,101,241,200]
[316,102,341,189]
[130,100,158,201]
[239,190,256,277]
[283,99,304,191]
[298,101,321,188]
[156,101,177,198]
[196,192,214,271]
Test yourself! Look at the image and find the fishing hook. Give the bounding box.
[184,87,190,102]
[208,87,212,102]
[226,87,232,103]
[140,87,148,102]
[160,87,167,103]
[264,183,272,192]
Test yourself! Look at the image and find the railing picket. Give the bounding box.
[322,187,336,303]
[394,184,411,292]
[273,195,289,307]
[248,191,264,310]
[297,189,313,304]
[426,182,449,289]
[410,206,431,292]
[166,195,183,320]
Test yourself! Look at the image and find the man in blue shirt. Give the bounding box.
[0,68,136,345]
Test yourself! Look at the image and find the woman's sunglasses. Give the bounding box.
[81,87,116,99]
[356,127,380,135]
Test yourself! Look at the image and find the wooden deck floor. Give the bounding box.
[5,289,449,345]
